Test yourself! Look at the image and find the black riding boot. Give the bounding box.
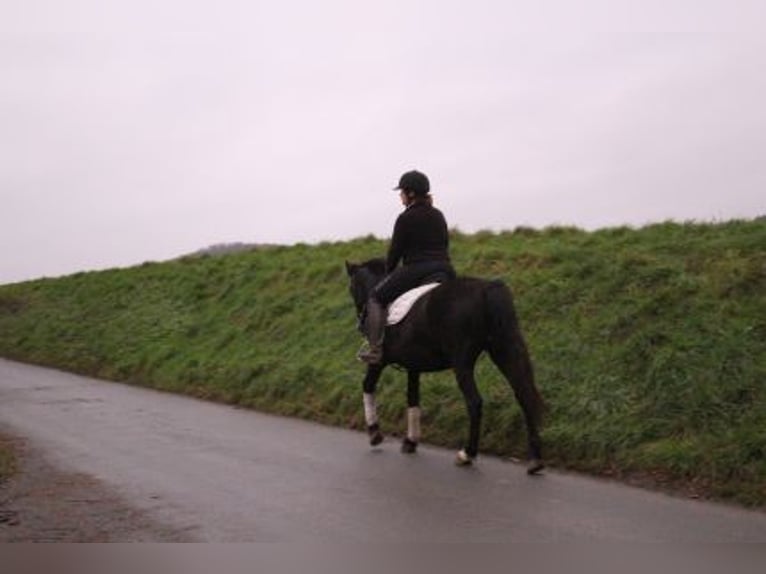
[357,299,385,364]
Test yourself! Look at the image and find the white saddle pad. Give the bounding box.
[386,283,440,325]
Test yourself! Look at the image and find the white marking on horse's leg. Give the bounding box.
[407,406,421,442]
[455,449,473,466]
[363,393,378,427]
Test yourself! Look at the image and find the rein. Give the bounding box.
[356,302,367,334]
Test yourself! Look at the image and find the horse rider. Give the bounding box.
[358,170,457,364]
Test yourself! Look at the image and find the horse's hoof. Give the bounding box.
[401,438,418,454]
[527,459,545,475]
[455,449,473,466]
[368,424,384,447]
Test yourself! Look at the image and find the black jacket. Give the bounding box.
[386,201,451,273]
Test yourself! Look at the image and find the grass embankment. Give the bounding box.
[0,220,764,505]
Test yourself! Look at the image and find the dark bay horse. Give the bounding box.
[345,258,544,473]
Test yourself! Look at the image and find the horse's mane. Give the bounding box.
[360,258,386,277]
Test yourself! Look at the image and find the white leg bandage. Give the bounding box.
[407,407,421,442]
[363,393,378,427]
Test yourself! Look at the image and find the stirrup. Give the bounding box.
[357,342,383,364]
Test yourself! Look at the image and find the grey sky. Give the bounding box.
[1,0,764,284]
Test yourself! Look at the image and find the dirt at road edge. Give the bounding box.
[0,430,197,542]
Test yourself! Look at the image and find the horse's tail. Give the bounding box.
[484,280,544,426]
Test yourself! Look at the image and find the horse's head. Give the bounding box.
[344,258,386,316]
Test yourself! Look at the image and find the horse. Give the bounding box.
[345,258,544,474]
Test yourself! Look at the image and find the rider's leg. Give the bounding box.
[356,267,411,365]
[357,263,453,365]
[357,296,386,364]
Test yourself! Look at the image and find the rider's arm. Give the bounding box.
[386,215,406,273]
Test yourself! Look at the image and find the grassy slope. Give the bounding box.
[0,220,764,505]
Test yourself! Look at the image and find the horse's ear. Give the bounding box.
[344,261,357,276]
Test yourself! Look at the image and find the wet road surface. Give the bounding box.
[0,358,764,541]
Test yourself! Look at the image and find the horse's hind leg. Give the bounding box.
[454,366,483,465]
[488,345,544,474]
[362,365,384,446]
[402,370,421,454]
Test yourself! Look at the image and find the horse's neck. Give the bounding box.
[364,273,384,296]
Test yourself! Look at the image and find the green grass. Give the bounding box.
[1,220,764,506]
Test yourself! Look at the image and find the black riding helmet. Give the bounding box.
[393,170,430,196]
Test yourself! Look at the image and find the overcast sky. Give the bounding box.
[1,0,764,284]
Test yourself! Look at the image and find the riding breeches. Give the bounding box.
[371,261,455,306]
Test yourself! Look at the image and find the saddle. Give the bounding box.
[386,283,440,325]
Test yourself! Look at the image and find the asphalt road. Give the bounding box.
[0,358,764,542]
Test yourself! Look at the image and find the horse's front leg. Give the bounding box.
[454,366,483,466]
[401,370,421,454]
[362,364,384,446]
